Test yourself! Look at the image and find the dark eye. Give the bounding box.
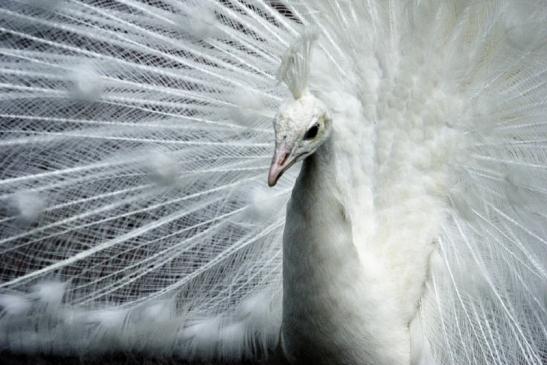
[304,123,319,140]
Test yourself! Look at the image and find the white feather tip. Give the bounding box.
[11,190,46,223]
[69,61,103,101]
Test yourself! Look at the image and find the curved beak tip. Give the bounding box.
[268,149,290,187]
[267,166,282,187]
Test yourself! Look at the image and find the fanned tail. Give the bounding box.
[0,1,545,364]
[0,0,297,360]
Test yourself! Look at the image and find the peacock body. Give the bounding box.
[0,1,545,364]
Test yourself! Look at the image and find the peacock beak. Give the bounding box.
[268,145,292,187]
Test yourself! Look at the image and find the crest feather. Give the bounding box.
[277,29,319,99]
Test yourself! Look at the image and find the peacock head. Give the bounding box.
[268,91,331,187]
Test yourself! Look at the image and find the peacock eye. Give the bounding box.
[304,123,319,140]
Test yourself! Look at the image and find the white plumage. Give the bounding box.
[0,1,545,364]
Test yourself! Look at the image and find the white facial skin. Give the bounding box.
[268,92,332,186]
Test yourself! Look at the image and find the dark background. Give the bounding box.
[0,352,259,365]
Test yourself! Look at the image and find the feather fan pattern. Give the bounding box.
[0,1,545,364]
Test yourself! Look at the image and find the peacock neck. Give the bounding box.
[280,132,411,365]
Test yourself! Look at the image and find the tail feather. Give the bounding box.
[0,0,545,364]
[0,282,281,360]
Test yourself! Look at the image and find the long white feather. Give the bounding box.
[0,0,545,364]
